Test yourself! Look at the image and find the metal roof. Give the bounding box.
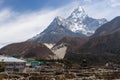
[0,56,26,62]
[31,61,46,65]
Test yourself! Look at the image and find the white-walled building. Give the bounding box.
[0,56,26,73]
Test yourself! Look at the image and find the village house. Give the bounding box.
[0,56,26,73]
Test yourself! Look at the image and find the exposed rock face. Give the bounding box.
[51,36,87,59]
[52,43,67,59]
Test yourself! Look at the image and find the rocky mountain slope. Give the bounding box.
[29,16,86,43]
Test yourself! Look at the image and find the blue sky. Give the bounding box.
[0,0,120,48]
[0,0,73,11]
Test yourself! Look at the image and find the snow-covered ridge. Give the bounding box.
[67,6,87,23]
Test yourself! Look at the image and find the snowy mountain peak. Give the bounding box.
[54,16,64,21]
[65,6,107,36]
[28,6,107,43]
[77,6,85,12]
[74,6,86,15]
[67,6,87,22]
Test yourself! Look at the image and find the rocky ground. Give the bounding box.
[1,66,120,80]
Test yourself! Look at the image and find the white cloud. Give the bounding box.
[109,0,120,7]
[83,0,92,3]
[81,0,120,20]
[0,9,58,47]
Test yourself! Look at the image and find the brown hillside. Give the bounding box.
[0,42,55,59]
